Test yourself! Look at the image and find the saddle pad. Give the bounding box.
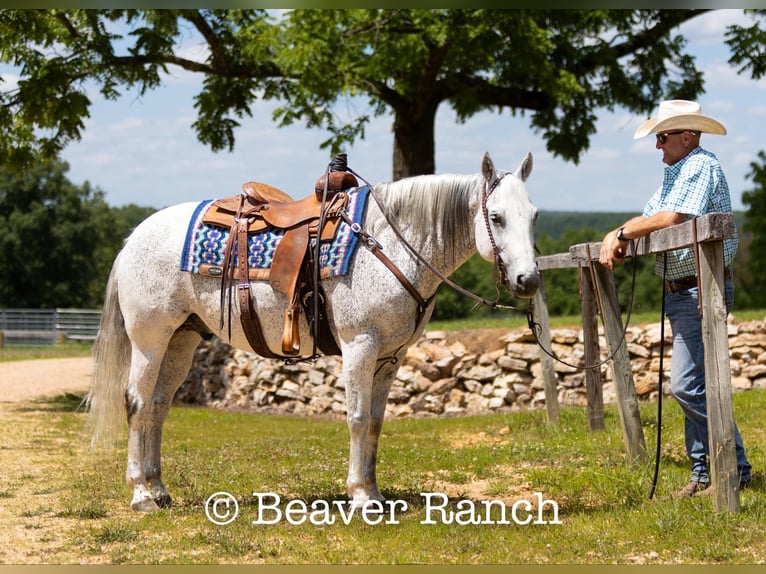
[180,185,371,279]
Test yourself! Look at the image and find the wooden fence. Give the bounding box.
[531,212,740,513]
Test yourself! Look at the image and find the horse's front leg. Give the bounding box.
[360,356,401,499]
[342,338,385,504]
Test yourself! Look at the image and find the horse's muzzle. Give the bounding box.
[510,270,541,299]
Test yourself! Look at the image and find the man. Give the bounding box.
[599,99,752,498]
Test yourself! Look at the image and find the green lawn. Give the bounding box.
[2,388,764,564]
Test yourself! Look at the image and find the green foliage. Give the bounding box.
[740,150,766,308]
[0,9,281,167]
[0,161,155,308]
[1,9,751,179]
[433,254,497,320]
[0,161,113,307]
[536,211,632,240]
[725,9,766,80]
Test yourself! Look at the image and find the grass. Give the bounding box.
[2,311,765,563]
[2,388,765,564]
[0,340,92,362]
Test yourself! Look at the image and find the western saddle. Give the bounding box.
[205,164,359,359]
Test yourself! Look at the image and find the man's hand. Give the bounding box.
[599,230,627,271]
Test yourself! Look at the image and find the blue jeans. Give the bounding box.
[664,278,751,484]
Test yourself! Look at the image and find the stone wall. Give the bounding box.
[175,318,766,419]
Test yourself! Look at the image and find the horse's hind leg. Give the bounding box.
[143,328,202,508]
[125,327,200,512]
[125,342,167,512]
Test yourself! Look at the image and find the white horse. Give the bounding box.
[87,152,540,512]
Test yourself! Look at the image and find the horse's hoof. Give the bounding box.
[131,497,160,513]
[153,493,173,509]
[349,487,385,505]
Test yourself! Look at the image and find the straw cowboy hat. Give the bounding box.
[633,99,727,139]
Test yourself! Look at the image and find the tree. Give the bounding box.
[0,9,743,180]
[740,151,766,308]
[0,161,124,307]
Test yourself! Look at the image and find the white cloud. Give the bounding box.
[733,152,757,169]
[678,9,751,44]
[0,73,19,92]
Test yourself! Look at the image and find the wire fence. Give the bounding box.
[0,308,101,347]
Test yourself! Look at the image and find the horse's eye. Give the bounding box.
[489,212,504,226]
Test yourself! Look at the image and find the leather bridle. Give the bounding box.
[355,168,528,313]
[481,171,512,298]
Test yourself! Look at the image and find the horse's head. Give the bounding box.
[475,152,540,299]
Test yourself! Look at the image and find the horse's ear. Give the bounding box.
[481,152,496,183]
[514,152,533,182]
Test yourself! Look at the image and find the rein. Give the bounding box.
[352,168,529,314]
[338,164,528,370]
[342,161,638,376]
[526,239,640,371]
[649,253,668,500]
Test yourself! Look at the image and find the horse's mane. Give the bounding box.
[371,173,480,254]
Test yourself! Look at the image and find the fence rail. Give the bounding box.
[0,308,101,346]
[533,212,739,514]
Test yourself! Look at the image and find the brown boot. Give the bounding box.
[673,480,709,498]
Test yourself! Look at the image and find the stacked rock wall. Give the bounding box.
[175,319,766,419]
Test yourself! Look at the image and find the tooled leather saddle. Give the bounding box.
[207,168,358,359]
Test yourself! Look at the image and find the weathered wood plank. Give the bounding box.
[593,264,647,465]
[568,212,735,262]
[532,274,560,425]
[537,252,577,271]
[578,267,604,432]
[698,241,740,513]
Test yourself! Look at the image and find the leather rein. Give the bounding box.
[348,168,529,315]
[347,164,645,374]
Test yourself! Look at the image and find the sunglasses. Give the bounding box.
[656,130,696,144]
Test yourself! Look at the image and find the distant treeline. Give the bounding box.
[434,210,753,320]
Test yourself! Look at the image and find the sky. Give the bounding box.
[11,9,766,213]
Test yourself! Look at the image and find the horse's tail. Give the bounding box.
[86,255,131,448]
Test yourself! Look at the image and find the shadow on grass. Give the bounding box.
[14,391,88,413]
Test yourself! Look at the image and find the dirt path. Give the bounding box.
[0,327,509,406]
[0,357,93,403]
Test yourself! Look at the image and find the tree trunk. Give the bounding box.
[391,101,439,181]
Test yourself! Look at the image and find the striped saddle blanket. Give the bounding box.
[179,185,371,280]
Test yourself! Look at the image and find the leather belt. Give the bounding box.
[664,268,730,293]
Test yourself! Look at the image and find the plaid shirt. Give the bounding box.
[642,146,738,280]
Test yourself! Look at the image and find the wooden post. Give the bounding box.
[562,214,739,487]
[698,240,740,513]
[532,273,560,425]
[578,266,604,431]
[592,263,648,465]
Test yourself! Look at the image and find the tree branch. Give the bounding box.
[179,9,230,75]
[608,10,711,61]
[109,53,215,75]
[52,11,81,40]
[447,73,552,111]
